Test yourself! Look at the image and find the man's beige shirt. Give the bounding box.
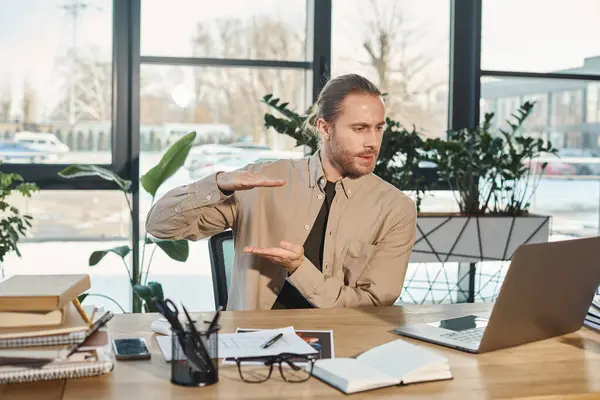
[146,150,417,311]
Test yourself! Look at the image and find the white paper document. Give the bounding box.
[155,326,318,361]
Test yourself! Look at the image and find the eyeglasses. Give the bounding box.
[234,353,316,383]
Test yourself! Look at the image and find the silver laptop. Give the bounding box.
[393,236,600,353]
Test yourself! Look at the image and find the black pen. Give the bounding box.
[261,333,283,349]
[207,306,222,334]
[65,310,114,358]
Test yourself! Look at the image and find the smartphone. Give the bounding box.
[112,338,151,360]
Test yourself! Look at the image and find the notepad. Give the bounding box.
[0,308,66,328]
[310,339,452,394]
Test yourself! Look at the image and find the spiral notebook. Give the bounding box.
[0,330,114,384]
[0,350,114,384]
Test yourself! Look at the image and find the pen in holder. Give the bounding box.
[171,324,219,387]
[151,297,221,387]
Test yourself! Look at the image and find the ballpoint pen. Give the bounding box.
[261,333,283,349]
[207,306,222,334]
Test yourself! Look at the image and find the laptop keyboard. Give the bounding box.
[440,327,485,343]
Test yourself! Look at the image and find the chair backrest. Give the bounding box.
[208,230,235,310]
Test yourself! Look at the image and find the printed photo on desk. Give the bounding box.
[222,328,334,365]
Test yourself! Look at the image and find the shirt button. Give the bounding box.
[304,224,310,230]
[348,190,352,195]
[317,194,323,200]
[274,286,280,293]
[319,178,325,185]
[173,207,180,213]
[206,194,212,200]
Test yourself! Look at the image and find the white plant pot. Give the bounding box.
[409,213,551,263]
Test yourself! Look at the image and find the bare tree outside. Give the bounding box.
[332,0,449,138]
[50,49,112,125]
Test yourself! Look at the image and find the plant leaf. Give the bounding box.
[141,131,197,196]
[146,237,189,262]
[58,165,131,192]
[148,281,165,302]
[133,284,152,306]
[89,245,131,266]
[133,282,164,312]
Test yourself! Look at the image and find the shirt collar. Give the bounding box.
[308,148,368,199]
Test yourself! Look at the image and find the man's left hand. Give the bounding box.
[244,240,304,273]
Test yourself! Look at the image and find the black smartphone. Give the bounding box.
[112,338,151,360]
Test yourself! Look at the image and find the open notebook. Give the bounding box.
[310,338,452,394]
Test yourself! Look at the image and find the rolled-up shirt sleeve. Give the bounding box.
[145,172,237,241]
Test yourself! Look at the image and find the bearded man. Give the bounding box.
[146,73,417,311]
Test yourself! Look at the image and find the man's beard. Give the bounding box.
[329,133,378,179]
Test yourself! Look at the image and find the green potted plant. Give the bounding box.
[58,132,196,313]
[0,168,38,278]
[262,94,554,263]
[410,101,555,263]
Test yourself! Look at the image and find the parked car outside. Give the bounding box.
[556,148,600,176]
[13,131,69,157]
[0,141,48,163]
[524,159,577,176]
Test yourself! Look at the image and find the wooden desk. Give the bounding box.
[2,303,600,399]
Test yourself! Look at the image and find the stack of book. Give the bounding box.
[585,296,600,330]
[0,274,114,384]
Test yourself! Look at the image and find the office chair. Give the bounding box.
[208,230,235,310]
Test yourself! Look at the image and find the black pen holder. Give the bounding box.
[170,326,219,387]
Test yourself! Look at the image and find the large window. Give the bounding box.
[481,0,600,240]
[0,0,113,165]
[0,0,324,313]
[0,1,130,312]
[331,0,450,138]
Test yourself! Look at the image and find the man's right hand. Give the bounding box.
[216,171,286,193]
